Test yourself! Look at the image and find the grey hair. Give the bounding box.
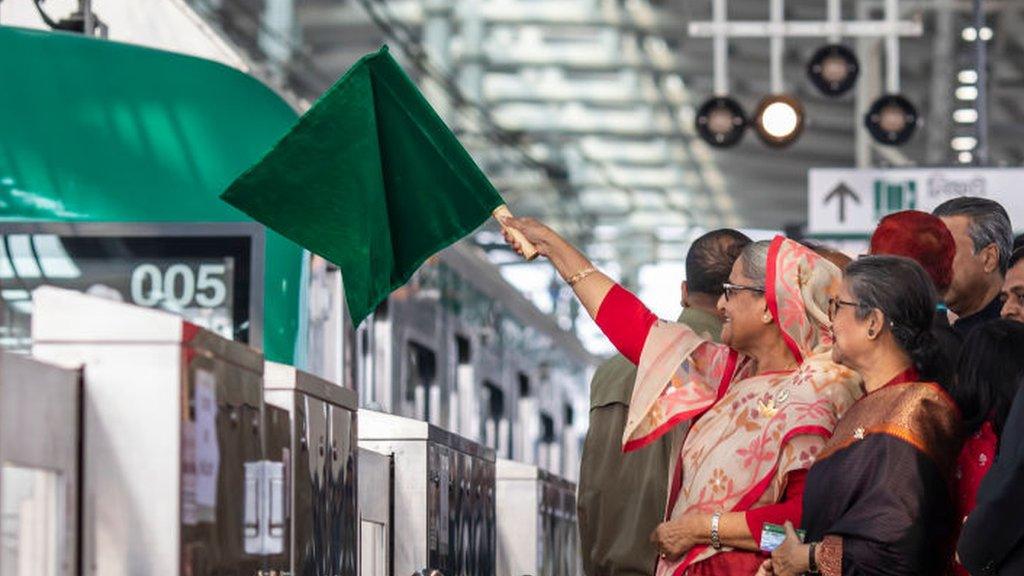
[933,196,1013,274]
[739,240,772,285]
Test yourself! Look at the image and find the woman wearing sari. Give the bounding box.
[501,219,862,575]
[761,256,962,576]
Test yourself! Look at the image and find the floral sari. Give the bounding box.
[622,236,863,575]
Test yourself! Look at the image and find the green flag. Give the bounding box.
[221,46,505,325]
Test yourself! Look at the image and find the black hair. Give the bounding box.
[1010,246,1024,270]
[952,319,1024,436]
[933,196,1014,274]
[686,228,753,295]
[1013,233,1024,253]
[844,256,951,388]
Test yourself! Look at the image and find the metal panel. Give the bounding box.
[328,404,359,576]
[0,352,80,576]
[30,287,265,576]
[262,403,293,572]
[360,410,495,576]
[358,448,391,576]
[495,460,577,576]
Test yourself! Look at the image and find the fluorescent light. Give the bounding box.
[951,136,978,151]
[33,235,81,278]
[956,86,979,101]
[0,289,29,300]
[7,235,41,279]
[953,109,978,123]
[958,70,978,84]
[958,152,973,164]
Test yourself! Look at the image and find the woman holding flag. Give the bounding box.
[501,218,862,575]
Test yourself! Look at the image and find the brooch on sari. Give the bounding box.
[758,389,791,420]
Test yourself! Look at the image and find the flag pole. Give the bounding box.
[492,205,538,260]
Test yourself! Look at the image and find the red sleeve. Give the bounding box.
[744,469,807,543]
[594,284,658,365]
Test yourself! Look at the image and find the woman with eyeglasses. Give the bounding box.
[759,256,962,576]
[501,220,862,575]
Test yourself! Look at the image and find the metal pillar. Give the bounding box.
[769,0,784,94]
[974,0,990,165]
[926,1,955,164]
[713,0,729,95]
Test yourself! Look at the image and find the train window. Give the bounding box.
[405,341,437,421]
[564,404,575,427]
[518,372,531,397]
[537,412,558,472]
[456,335,471,364]
[540,413,556,444]
[0,223,261,351]
[482,381,508,456]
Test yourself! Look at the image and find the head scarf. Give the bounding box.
[623,236,843,448]
[620,236,861,574]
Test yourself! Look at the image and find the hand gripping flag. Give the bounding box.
[221,46,532,326]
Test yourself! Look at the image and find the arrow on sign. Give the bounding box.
[824,182,860,223]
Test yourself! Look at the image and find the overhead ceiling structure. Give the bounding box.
[185,0,1024,283]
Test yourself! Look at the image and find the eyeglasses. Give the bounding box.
[722,282,766,301]
[999,289,1024,308]
[827,296,863,321]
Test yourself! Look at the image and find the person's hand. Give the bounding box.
[500,216,558,258]
[755,559,775,576]
[769,522,810,576]
[650,516,702,561]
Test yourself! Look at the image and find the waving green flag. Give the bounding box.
[222,46,504,325]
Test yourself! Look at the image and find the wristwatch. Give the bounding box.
[807,542,821,574]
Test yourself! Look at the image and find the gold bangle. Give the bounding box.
[567,267,597,286]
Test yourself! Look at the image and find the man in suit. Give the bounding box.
[577,229,751,576]
[999,248,1024,323]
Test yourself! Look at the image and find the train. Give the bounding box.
[0,23,594,576]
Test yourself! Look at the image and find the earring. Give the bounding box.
[762,312,773,323]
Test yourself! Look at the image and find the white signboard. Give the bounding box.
[809,167,1024,235]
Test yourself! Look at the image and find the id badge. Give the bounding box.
[759,523,806,552]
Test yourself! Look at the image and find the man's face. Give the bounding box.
[1001,261,1024,323]
[939,215,996,315]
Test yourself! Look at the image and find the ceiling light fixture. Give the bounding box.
[951,136,978,151]
[865,94,918,146]
[953,109,979,124]
[956,86,979,101]
[958,70,978,84]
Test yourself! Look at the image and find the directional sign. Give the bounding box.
[809,167,1024,235]
[824,182,860,223]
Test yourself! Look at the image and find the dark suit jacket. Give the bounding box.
[958,386,1024,575]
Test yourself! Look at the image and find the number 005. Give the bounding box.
[131,263,227,308]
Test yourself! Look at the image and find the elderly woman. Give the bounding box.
[761,256,962,576]
[503,219,862,575]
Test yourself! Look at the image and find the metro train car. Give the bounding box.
[0,24,589,576]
